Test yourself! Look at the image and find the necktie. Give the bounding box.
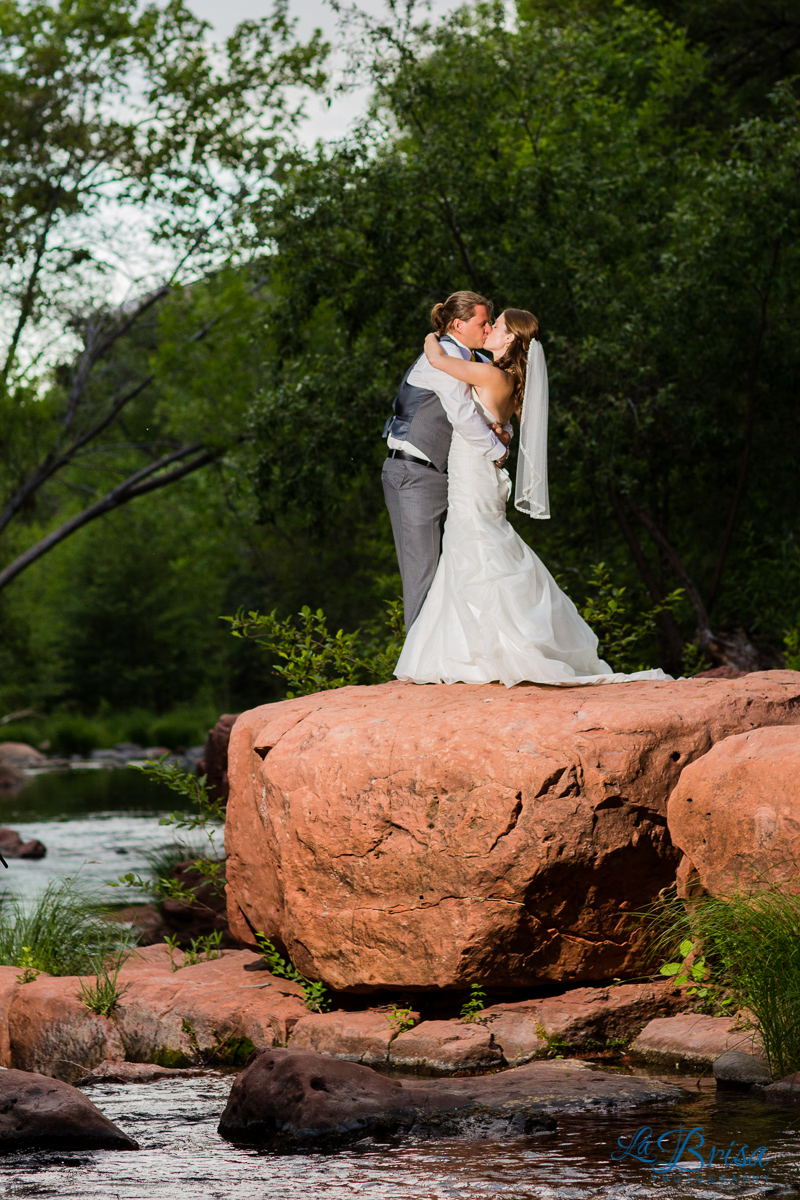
[470,351,476,362]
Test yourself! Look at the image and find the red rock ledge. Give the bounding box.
[224,671,800,991]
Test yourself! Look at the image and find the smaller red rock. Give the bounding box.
[630,1014,762,1068]
[389,1019,503,1072]
[762,1072,800,1104]
[198,713,239,803]
[289,1009,419,1065]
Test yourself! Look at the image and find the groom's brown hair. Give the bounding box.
[430,290,493,335]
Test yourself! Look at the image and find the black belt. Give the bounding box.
[387,448,443,472]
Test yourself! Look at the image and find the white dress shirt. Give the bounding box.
[387,335,509,463]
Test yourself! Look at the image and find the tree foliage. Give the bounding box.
[0,0,326,592]
[250,0,800,672]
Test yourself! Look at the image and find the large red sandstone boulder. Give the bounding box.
[224,673,800,991]
[668,724,800,897]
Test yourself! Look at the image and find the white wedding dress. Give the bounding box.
[394,397,671,688]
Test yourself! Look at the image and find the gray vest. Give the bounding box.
[383,336,475,474]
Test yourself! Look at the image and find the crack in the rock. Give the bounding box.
[351,895,526,916]
[487,795,523,854]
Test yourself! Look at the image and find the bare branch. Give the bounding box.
[0,270,269,540]
[0,443,228,593]
[2,183,65,380]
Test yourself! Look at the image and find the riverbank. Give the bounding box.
[0,945,765,1084]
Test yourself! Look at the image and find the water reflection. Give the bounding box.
[0,768,208,904]
[0,1074,797,1199]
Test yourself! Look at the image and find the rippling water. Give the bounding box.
[0,1074,797,1200]
[0,768,214,903]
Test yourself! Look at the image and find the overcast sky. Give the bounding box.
[185,0,463,141]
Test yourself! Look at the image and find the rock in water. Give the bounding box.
[0,743,45,769]
[0,828,46,859]
[224,672,800,990]
[713,1050,772,1088]
[668,724,800,897]
[217,1048,682,1150]
[0,1068,138,1151]
[198,712,239,803]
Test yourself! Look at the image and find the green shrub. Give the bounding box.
[114,760,225,915]
[573,564,684,673]
[224,600,404,698]
[785,627,800,671]
[691,889,800,1079]
[0,881,134,976]
[0,722,42,747]
[0,705,217,756]
[648,885,800,1079]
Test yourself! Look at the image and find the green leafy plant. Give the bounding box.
[0,880,133,977]
[183,930,223,966]
[77,956,131,1017]
[659,937,730,1006]
[224,599,404,697]
[647,884,800,1077]
[688,888,800,1079]
[784,626,800,671]
[16,945,40,985]
[576,564,684,673]
[460,984,487,1024]
[164,933,182,972]
[681,642,713,676]
[113,759,225,918]
[386,1004,415,1035]
[255,932,331,1013]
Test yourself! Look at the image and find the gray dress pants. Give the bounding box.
[382,457,448,629]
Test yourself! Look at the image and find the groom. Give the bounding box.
[382,290,511,629]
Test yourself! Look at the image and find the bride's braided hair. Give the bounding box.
[494,309,540,416]
[430,290,493,335]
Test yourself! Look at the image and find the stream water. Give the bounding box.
[1,769,798,1198]
[1,767,207,903]
[0,1072,798,1199]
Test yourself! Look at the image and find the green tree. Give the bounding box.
[249,1,800,672]
[0,0,326,593]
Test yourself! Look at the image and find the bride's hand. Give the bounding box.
[424,332,445,362]
[491,423,511,447]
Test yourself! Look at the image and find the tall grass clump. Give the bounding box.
[649,884,800,1080]
[0,880,134,977]
[691,888,800,1080]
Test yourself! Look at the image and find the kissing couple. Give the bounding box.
[382,290,670,687]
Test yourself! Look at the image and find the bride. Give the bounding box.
[394,308,671,687]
